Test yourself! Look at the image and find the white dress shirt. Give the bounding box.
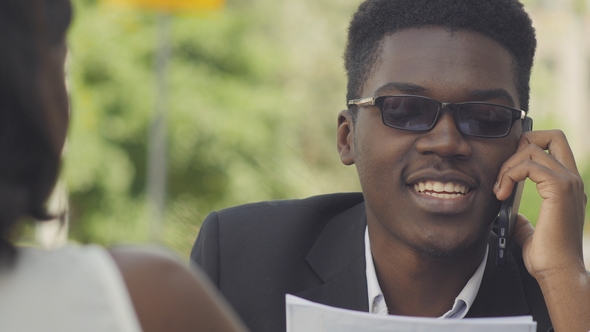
[365,227,488,318]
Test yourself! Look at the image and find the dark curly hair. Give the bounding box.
[0,0,72,261]
[344,0,536,113]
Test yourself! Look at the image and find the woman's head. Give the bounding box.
[0,0,72,251]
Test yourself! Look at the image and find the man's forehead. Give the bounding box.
[362,27,518,105]
[373,27,513,68]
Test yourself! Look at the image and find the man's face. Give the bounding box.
[341,27,522,259]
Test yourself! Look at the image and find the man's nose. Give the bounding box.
[414,110,472,159]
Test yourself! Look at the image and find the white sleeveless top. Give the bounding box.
[0,245,142,332]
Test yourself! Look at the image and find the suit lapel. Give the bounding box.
[295,202,369,312]
[467,233,530,317]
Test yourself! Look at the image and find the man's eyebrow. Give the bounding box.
[372,83,517,107]
[373,82,427,96]
[468,89,516,106]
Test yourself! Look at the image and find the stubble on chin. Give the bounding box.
[408,226,493,263]
[412,242,467,263]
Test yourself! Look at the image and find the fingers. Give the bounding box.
[494,130,582,200]
[517,130,579,175]
[495,159,581,201]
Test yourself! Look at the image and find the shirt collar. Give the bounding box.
[364,226,488,318]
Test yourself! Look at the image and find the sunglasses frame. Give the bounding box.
[347,94,526,138]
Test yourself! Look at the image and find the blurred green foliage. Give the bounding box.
[63,0,589,258]
[64,0,361,256]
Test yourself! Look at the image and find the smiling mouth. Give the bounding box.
[412,181,470,198]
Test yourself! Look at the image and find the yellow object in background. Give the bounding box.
[103,0,224,12]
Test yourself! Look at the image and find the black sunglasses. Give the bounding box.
[347,95,525,138]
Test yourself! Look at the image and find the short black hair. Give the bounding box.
[344,0,536,112]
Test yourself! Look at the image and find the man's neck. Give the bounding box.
[368,222,490,317]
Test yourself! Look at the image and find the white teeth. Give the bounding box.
[455,184,467,194]
[433,182,444,192]
[443,182,454,192]
[412,180,469,197]
[426,192,462,198]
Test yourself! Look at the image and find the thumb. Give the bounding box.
[512,214,535,249]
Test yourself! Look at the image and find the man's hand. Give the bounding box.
[494,129,590,332]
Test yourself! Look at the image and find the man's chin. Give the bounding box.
[415,244,466,262]
[409,237,482,263]
[405,219,495,263]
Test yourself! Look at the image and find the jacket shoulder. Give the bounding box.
[217,192,364,219]
[191,192,365,280]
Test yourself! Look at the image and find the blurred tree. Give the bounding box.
[64,0,361,255]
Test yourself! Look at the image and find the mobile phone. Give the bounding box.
[495,116,533,266]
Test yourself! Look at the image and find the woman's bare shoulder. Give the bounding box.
[108,246,248,332]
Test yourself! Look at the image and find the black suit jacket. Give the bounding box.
[191,193,552,332]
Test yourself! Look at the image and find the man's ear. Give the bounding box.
[337,109,355,165]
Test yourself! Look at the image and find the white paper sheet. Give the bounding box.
[286,294,536,332]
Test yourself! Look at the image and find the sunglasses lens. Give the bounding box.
[456,104,513,137]
[379,96,439,131]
